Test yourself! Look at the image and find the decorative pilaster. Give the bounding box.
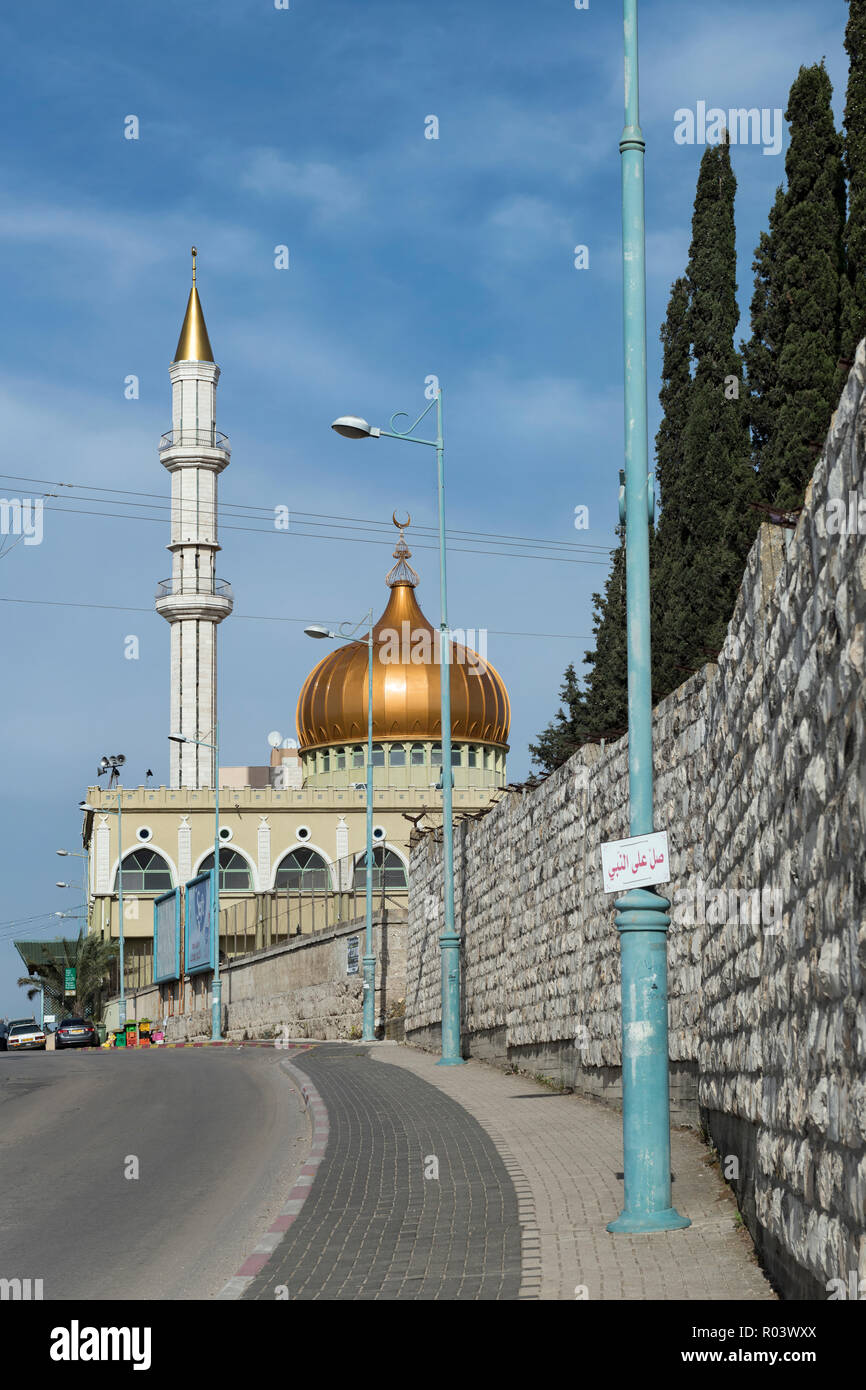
[257,817,271,890]
[177,816,191,883]
[95,816,110,893]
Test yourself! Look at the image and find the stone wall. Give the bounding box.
[406,344,866,1299]
[108,911,406,1043]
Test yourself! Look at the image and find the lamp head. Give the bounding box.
[331,416,379,440]
[304,624,333,640]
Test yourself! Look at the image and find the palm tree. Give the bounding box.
[17,932,118,1021]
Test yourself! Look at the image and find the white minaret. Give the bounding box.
[156,248,233,789]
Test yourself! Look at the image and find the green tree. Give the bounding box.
[659,137,756,672]
[841,0,866,365]
[581,528,628,734]
[529,530,628,774]
[651,276,692,699]
[528,661,588,774]
[17,932,118,1022]
[745,64,845,508]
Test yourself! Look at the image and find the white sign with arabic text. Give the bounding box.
[601,831,670,894]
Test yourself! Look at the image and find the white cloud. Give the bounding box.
[239,149,365,223]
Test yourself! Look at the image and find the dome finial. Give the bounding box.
[386,512,419,588]
[174,246,214,362]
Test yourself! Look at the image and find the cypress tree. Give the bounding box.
[581,528,628,734]
[742,186,787,481]
[750,64,845,508]
[841,0,866,365]
[529,531,628,773]
[659,137,756,671]
[651,276,692,699]
[528,662,588,774]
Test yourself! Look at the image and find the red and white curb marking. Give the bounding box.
[216,1058,329,1300]
[57,1040,312,1052]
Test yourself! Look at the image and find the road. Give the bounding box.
[0,1045,309,1300]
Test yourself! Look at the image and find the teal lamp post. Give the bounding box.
[607,0,689,1234]
[305,610,377,1042]
[169,726,222,1040]
[95,755,128,1026]
[331,390,464,1065]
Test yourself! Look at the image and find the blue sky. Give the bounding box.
[0,0,850,1011]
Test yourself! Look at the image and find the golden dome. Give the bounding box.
[296,526,510,751]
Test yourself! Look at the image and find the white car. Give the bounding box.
[6,1021,46,1051]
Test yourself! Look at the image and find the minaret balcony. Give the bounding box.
[159,429,231,466]
[155,575,233,622]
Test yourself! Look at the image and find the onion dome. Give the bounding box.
[296,521,510,751]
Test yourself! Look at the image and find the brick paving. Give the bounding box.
[242,1043,523,1300]
[371,1043,777,1301]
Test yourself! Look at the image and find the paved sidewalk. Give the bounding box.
[372,1043,776,1301]
[242,1043,523,1300]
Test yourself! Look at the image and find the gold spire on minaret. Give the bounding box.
[174,246,214,362]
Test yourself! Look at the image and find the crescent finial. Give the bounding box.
[392,510,411,529]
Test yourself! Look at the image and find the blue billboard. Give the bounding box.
[153,888,180,983]
[184,871,215,975]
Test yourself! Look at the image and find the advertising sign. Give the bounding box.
[153,888,181,983]
[346,936,360,975]
[184,871,215,974]
[64,966,76,994]
[601,831,670,894]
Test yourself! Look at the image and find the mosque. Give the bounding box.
[82,260,511,992]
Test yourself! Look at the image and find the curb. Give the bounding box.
[58,1040,314,1052]
[216,1058,329,1300]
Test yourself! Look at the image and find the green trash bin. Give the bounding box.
[114,1028,126,1048]
[96,1022,107,1045]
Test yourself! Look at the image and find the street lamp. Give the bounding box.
[331,388,464,1066]
[305,612,377,1043]
[607,0,689,1234]
[168,727,221,1040]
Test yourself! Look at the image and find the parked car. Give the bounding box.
[6,1021,46,1051]
[54,1017,98,1049]
[0,1022,8,1051]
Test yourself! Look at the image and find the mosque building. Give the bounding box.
[82,260,510,991]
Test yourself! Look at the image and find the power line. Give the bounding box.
[0,595,591,640]
[0,472,613,561]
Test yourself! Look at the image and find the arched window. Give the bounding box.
[199,848,252,892]
[274,847,331,890]
[410,743,426,766]
[114,848,173,894]
[431,743,442,767]
[322,749,331,772]
[371,744,385,767]
[451,745,462,766]
[336,749,346,771]
[467,746,478,768]
[353,847,408,891]
[352,745,365,768]
[389,743,405,766]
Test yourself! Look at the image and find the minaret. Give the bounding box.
[155,248,233,789]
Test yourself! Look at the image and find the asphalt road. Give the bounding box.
[0,1046,309,1300]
